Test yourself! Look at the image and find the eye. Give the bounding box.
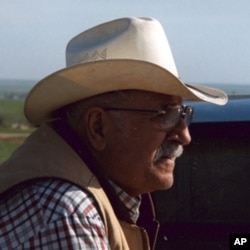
[151,112,175,129]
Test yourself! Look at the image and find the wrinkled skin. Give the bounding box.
[83,91,191,196]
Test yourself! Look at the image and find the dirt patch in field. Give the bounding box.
[0,133,29,144]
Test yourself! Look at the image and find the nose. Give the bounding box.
[167,119,192,145]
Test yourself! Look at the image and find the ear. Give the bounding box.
[82,107,108,151]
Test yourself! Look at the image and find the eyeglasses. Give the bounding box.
[103,105,194,130]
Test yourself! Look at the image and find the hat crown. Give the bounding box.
[24,17,227,125]
[66,17,179,77]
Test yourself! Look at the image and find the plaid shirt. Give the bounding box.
[0,178,141,249]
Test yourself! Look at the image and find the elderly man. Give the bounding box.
[0,17,227,249]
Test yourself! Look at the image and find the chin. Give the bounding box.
[163,181,174,190]
[159,162,175,187]
[147,161,176,192]
[161,178,174,190]
[152,174,175,192]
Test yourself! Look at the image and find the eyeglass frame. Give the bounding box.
[103,104,194,130]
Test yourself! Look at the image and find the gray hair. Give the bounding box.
[54,91,129,133]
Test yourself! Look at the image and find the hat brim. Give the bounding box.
[24,59,228,125]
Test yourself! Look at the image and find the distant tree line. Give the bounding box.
[0,92,28,100]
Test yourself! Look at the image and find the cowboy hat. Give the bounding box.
[24,17,228,125]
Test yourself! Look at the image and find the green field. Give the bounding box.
[0,140,20,163]
[0,99,28,128]
[0,99,32,163]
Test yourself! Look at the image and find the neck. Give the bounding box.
[50,119,135,223]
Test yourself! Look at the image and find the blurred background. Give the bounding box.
[1,2,250,248]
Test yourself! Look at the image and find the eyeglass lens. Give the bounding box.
[153,105,193,129]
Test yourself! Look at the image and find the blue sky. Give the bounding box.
[0,0,250,84]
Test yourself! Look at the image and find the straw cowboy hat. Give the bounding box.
[24,17,228,125]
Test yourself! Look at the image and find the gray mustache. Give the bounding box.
[153,141,183,162]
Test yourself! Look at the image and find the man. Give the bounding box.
[0,17,227,249]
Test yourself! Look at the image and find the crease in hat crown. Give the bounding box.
[66,17,178,77]
[24,16,228,125]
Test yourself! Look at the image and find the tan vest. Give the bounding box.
[0,125,152,250]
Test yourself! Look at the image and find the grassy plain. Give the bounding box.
[0,99,32,163]
[0,99,26,128]
[0,140,20,163]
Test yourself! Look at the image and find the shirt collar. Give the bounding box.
[108,179,141,223]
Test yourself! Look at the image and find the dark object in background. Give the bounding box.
[151,97,250,249]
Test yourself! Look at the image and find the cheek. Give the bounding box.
[110,122,166,168]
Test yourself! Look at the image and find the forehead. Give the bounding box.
[121,90,182,106]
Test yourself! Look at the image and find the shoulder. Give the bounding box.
[32,178,101,221]
[0,178,108,249]
[1,178,102,224]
